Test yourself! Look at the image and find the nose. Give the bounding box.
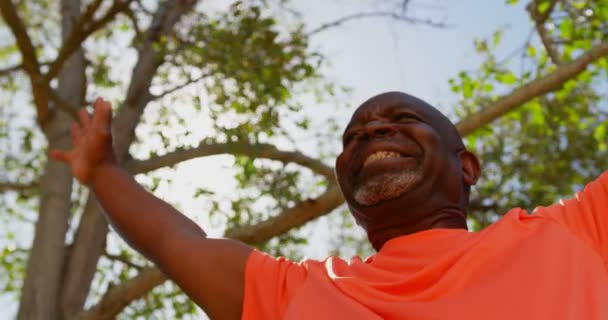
[364,120,396,138]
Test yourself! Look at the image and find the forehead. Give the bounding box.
[345,92,440,130]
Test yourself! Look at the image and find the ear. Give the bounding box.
[459,150,481,186]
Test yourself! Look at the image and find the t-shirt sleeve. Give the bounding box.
[242,249,307,320]
[534,171,608,262]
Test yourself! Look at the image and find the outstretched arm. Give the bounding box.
[51,98,252,319]
[534,170,608,262]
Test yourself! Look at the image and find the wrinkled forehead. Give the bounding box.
[346,92,443,129]
[345,91,464,149]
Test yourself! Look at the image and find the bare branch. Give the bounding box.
[45,0,133,80]
[124,6,143,43]
[0,3,40,76]
[0,63,23,76]
[308,11,449,36]
[104,252,145,270]
[401,0,411,13]
[60,195,109,319]
[148,72,211,101]
[537,25,562,65]
[0,61,52,77]
[112,0,198,161]
[133,0,155,16]
[75,266,166,320]
[0,1,49,124]
[527,0,561,65]
[126,141,335,181]
[456,41,608,136]
[225,184,345,243]
[46,86,80,120]
[0,180,38,195]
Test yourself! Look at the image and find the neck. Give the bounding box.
[365,208,467,251]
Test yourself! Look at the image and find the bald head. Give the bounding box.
[352,91,464,152]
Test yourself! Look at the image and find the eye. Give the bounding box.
[394,112,422,123]
[343,131,360,145]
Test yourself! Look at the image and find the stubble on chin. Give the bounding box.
[353,169,423,206]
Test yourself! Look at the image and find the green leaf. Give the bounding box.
[537,0,551,14]
[526,45,536,58]
[594,124,607,143]
[194,188,214,197]
[497,72,517,85]
[463,81,473,98]
[492,30,502,46]
[526,100,545,126]
[559,18,573,39]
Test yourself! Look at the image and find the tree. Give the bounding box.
[450,0,608,228]
[0,0,606,318]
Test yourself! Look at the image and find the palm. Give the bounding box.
[51,98,115,185]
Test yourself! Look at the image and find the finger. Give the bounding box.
[71,123,82,145]
[78,108,91,129]
[93,97,112,130]
[50,149,72,163]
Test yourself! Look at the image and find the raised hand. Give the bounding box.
[50,97,116,185]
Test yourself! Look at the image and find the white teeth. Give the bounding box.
[363,151,402,167]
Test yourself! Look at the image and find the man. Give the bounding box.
[51,92,608,319]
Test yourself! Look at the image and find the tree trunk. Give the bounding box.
[17,0,85,319]
[58,1,199,317]
[17,115,73,320]
[60,196,108,319]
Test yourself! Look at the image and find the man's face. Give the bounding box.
[335,92,467,226]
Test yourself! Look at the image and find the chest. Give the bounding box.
[285,224,608,320]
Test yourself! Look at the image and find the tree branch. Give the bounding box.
[225,183,345,243]
[104,251,145,270]
[0,61,52,77]
[527,0,561,65]
[308,11,449,36]
[113,0,198,161]
[0,1,49,124]
[0,63,24,76]
[148,72,211,101]
[537,24,562,65]
[456,41,608,136]
[46,85,80,120]
[75,266,166,320]
[126,141,335,181]
[0,180,38,195]
[45,0,133,80]
[124,5,143,44]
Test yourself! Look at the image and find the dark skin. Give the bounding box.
[336,91,481,250]
[51,92,479,318]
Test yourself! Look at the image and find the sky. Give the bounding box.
[301,0,529,115]
[0,0,534,318]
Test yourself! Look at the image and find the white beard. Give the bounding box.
[353,170,422,206]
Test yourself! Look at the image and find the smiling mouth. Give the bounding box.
[362,151,403,168]
[353,149,422,206]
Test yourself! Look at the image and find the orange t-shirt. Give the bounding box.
[243,171,608,319]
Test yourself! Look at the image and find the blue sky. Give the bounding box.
[300,0,530,116]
